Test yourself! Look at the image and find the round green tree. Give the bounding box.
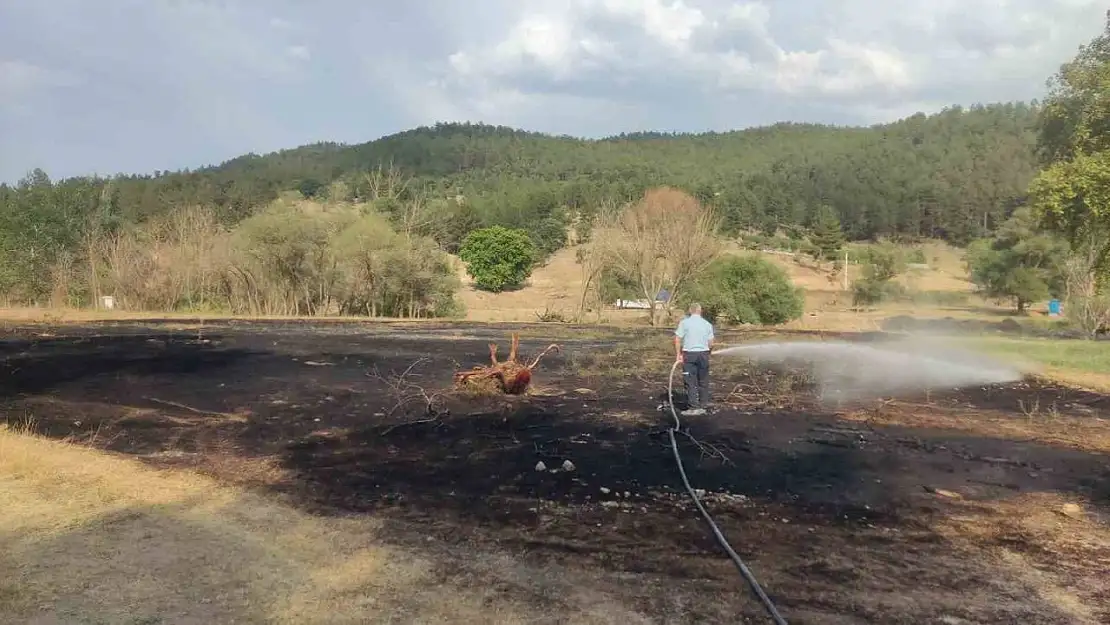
[458,226,536,292]
[683,255,804,325]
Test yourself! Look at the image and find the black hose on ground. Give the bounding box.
[667,360,788,625]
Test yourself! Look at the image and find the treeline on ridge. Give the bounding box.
[0,101,1040,311]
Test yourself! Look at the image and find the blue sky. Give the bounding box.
[1,0,1105,183]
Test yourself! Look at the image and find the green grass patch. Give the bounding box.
[966,336,1110,375]
[899,290,971,307]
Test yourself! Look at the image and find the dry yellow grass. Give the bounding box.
[0,238,994,327]
[0,426,644,625]
[446,240,975,324]
[0,306,453,325]
[842,398,1110,456]
[1036,369,1110,393]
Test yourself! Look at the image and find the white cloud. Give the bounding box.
[599,0,707,51]
[436,0,1105,123]
[0,0,1107,182]
[287,45,311,61]
[0,60,80,112]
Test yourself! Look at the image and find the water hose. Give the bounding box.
[667,359,788,624]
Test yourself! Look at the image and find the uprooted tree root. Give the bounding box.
[453,333,561,396]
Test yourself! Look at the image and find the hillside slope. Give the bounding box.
[5,104,1039,245]
[452,241,975,322]
[452,247,587,322]
[2,105,1034,311]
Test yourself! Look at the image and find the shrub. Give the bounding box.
[527,213,569,260]
[850,243,908,308]
[458,226,536,292]
[683,255,804,325]
[91,207,234,312]
[81,200,463,319]
[794,240,819,259]
[229,203,350,315]
[331,213,462,318]
[851,278,902,308]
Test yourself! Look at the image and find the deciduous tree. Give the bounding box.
[1028,12,1110,331]
[589,187,722,326]
[458,226,536,292]
[683,255,804,325]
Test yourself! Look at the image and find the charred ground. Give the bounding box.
[1,320,1108,624]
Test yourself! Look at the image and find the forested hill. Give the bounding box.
[2,102,1038,258]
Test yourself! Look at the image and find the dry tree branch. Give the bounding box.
[677,429,736,467]
[367,357,446,419]
[527,343,562,369]
[378,416,440,436]
[142,396,236,418]
[652,423,735,467]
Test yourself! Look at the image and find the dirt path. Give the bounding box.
[1,320,1107,623]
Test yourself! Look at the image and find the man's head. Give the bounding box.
[688,302,702,316]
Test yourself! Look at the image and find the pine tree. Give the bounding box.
[810,205,845,261]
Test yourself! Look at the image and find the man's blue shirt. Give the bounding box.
[675,314,714,352]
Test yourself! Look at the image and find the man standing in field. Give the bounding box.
[674,302,714,416]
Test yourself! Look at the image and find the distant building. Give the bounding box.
[614,289,671,310]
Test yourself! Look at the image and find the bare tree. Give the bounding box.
[574,198,621,322]
[394,194,456,243]
[588,187,722,326]
[1063,230,1110,336]
[576,246,604,323]
[359,164,460,246]
[361,163,411,203]
[83,206,232,312]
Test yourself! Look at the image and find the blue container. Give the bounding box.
[1048,299,1061,316]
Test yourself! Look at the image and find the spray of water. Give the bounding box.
[713,339,1023,404]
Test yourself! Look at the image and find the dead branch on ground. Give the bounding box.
[677,429,736,466]
[368,357,446,418]
[142,396,237,418]
[379,416,440,436]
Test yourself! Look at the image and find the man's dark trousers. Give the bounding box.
[682,350,710,409]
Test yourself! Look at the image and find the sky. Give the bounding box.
[1,0,1106,183]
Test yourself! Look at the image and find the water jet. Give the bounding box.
[713,339,1022,404]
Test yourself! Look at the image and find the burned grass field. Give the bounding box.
[2,320,1109,624]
